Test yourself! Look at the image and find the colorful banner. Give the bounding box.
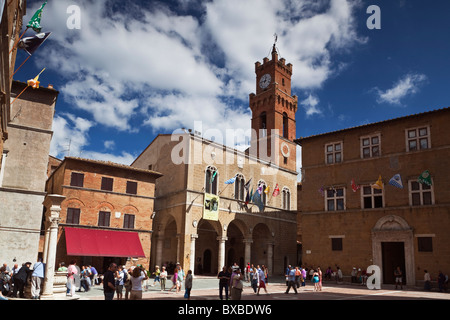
[203,193,219,221]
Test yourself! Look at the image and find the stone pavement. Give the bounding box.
[71,275,449,301]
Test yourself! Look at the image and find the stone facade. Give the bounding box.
[1,0,26,162]
[0,81,58,266]
[132,46,299,276]
[45,157,162,272]
[296,107,450,285]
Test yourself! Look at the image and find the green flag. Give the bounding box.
[27,1,47,32]
[418,170,432,186]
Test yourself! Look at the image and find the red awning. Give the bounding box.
[65,227,146,258]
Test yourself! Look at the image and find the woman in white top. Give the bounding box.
[130,267,148,300]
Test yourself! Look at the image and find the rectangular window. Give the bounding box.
[417,237,433,252]
[406,126,430,151]
[70,172,84,187]
[361,134,380,158]
[101,177,114,191]
[409,180,433,206]
[66,208,80,224]
[325,142,342,164]
[326,188,345,211]
[98,211,111,227]
[123,214,135,229]
[331,238,343,251]
[362,186,383,209]
[126,181,138,195]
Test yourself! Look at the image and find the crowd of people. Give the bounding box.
[1,259,448,300]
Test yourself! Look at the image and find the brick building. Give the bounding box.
[45,157,162,272]
[296,107,450,285]
[132,45,299,276]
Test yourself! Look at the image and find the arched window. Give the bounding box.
[205,166,218,195]
[260,112,267,137]
[282,187,291,210]
[234,174,245,201]
[283,112,289,139]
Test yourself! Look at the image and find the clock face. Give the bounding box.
[259,73,271,89]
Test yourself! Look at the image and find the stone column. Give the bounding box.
[243,239,253,266]
[217,236,227,270]
[266,242,274,276]
[189,234,198,276]
[41,194,65,300]
[155,229,164,268]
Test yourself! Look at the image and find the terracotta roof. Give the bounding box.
[64,156,163,177]
[295,106,450,145]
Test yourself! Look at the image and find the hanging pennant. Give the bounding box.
[371,175,383,190]
[351,179,360,192]
[389,174,404,189]
[418,170,432,186]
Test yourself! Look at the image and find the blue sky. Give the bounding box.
[14,0,450,178]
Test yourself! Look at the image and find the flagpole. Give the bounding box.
[10,85,30,105]
[9,27,29,55]
[10,55,32,80]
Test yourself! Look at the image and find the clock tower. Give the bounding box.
[249,44,298,172]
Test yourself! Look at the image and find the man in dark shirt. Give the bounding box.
[217,266,231,300]
[103,263,117,300]
[12,262,32,298]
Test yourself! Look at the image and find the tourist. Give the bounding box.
[31,258,45,299]
[57,262,67,272]
[217,266,230,300]
[12,262,31,298]
[151,265,161,287]
[66,260,78,297]
[250,267,258,293]
[130,266,148,300]
[160,266,167,291]
[257,266,268,295]
[285,266,297,294]
[351,267,357,283]
[438,270,446,292]
[312,269,320,291]
[318,267,323,291]
[176,264,185,293]
[124,268,132,299]
[169,268,178,292]
[89,265,98,285]
[230,267,243,300]
[301,267,307,288]
[103,263,117,300]
[423,269,431,291]
[184,270,193,300]
[115,265,124,299]
[295,266,301,288]
[394,266,403,290]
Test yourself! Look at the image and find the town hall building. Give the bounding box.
[132,45,299,276]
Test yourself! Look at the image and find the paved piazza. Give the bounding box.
[79,276,449,301]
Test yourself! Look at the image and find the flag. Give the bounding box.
[27,1,48,32]
[264,185,270,194]
[418,170,432,186]
[210,170,217,184]
[252,190,265,212]
[371,175,383,190]
[257,183,263,194]
[18,32,51,56]
[224,176,236,184]
[27,68,45,89]
[389,174,404,189]
[318,186,325,197]
[351,179,360,192]
[244,189,250,205]
[244,178,252,190]
[272,184,280,197]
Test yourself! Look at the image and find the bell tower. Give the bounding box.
[249,43,298,172]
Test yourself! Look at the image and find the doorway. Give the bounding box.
[382,242,405,285]
[203,249,212,274]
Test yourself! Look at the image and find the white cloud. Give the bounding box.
[375,73,428,105]
[30,0,363,159]
[300,94,322,117]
